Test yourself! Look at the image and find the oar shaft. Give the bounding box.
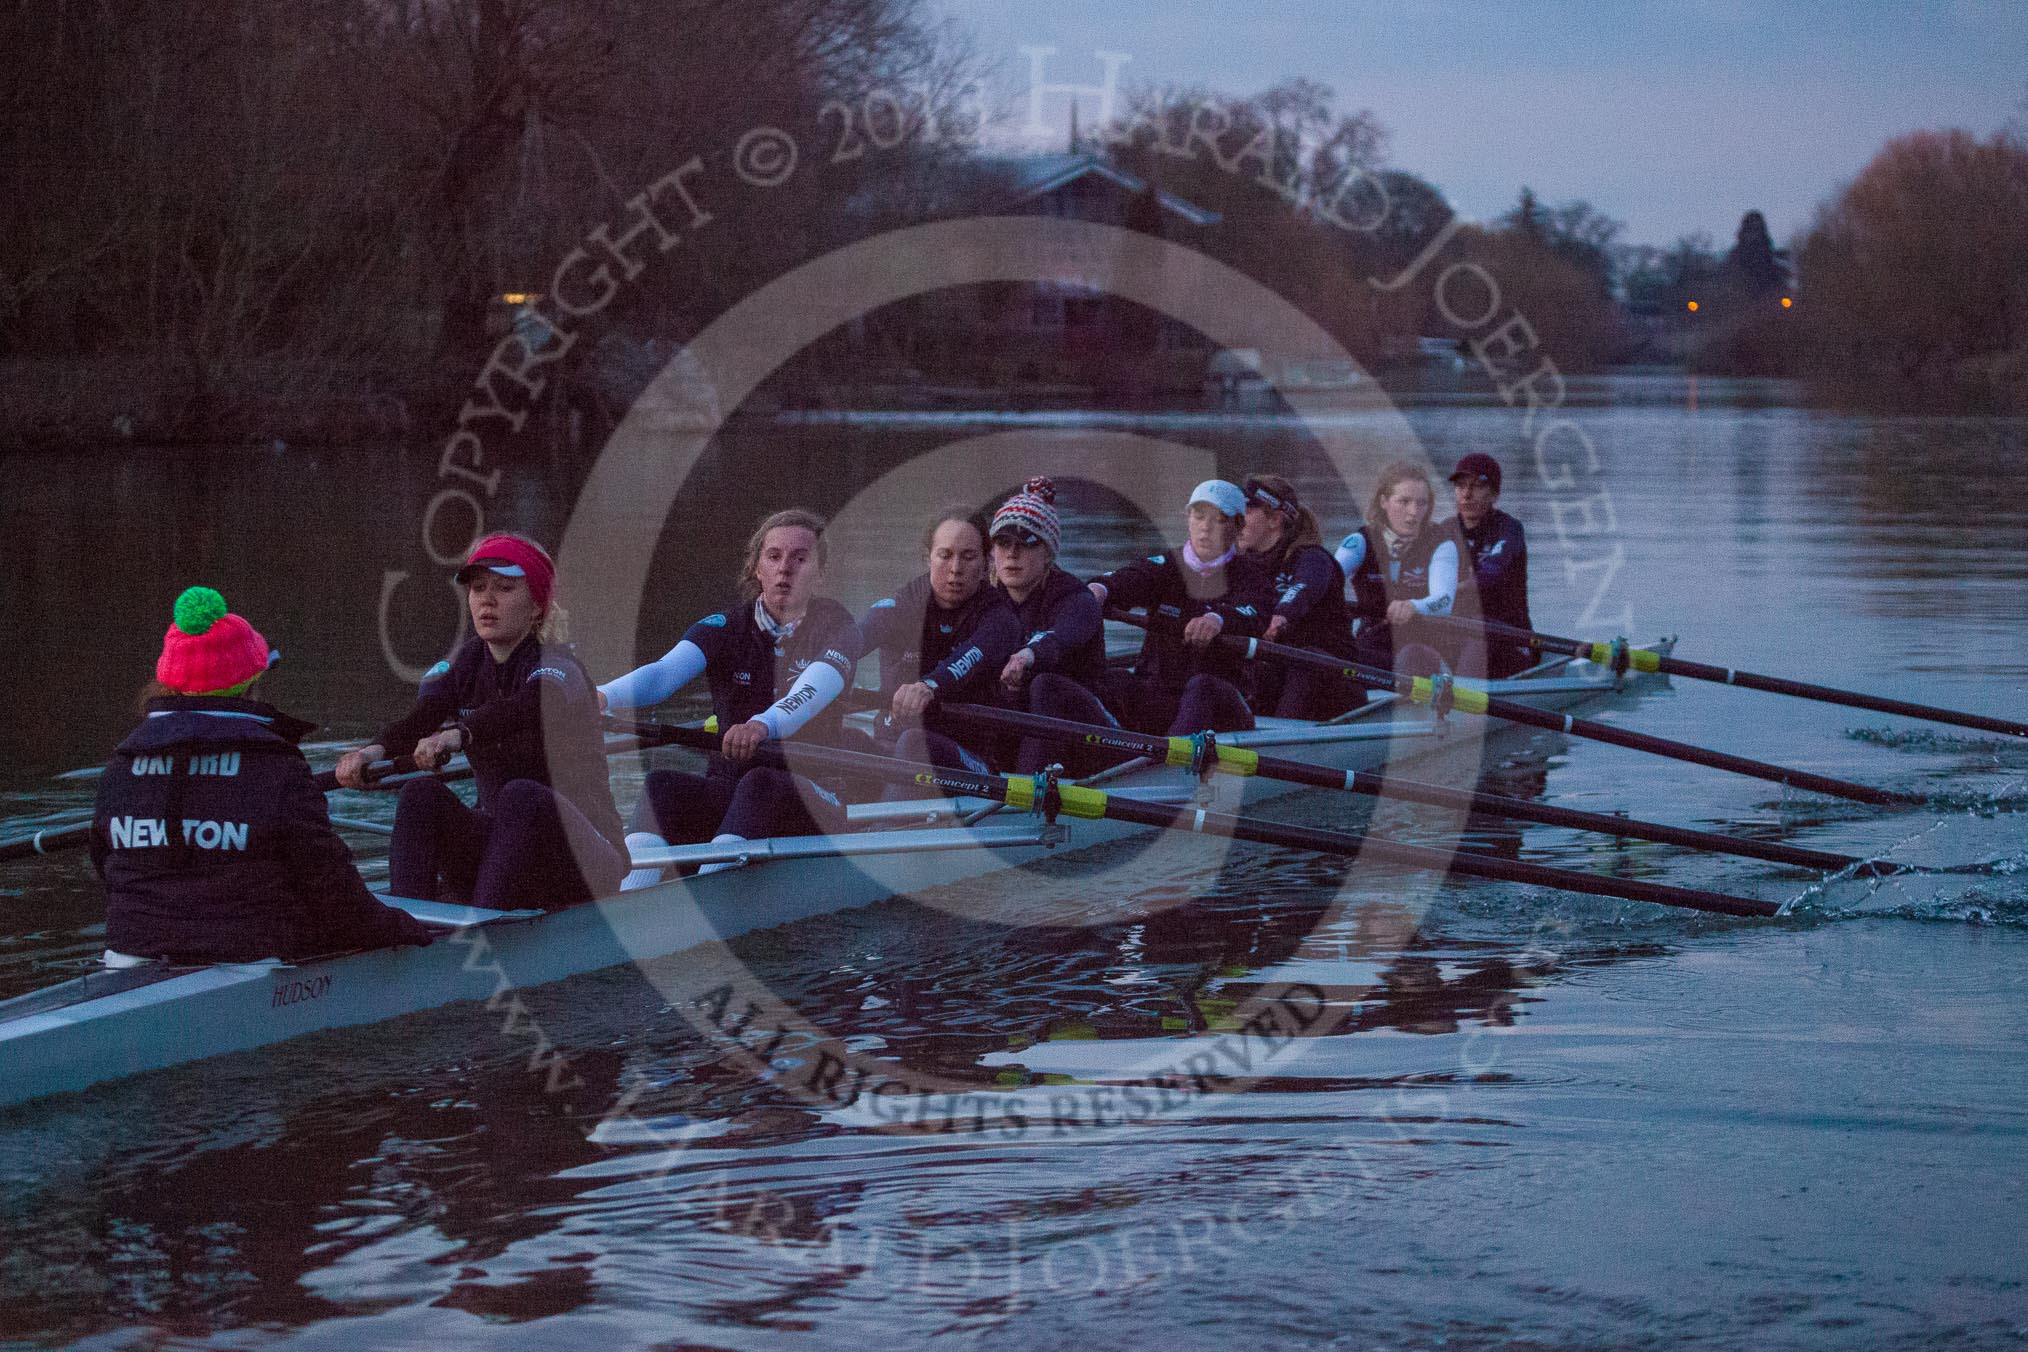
[1479,695,1921,807]
[1442,614,2028,740]
[607,718,1779,917]
[2,757,454,863]
[0,822,91,864]
[1093,793,1779,918]
[1659,656,2028,739]
[1104,610,1919,807]
[935,702,1884,874]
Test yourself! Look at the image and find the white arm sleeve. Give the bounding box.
[598,639,707,712]
[1334,531,1366,577]
[752,660,847,740]
[1412,540,1459,616]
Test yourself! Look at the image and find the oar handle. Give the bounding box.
[312,755,424,792]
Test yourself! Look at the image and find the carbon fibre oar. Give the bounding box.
[0,755,459,863]
[929,701,1912,876]
[1421,613,2028,740]
[1105,610,1922,808]
[608,717,1781,918]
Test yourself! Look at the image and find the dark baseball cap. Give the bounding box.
[1448,453,1502,491]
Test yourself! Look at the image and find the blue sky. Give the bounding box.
[933,0,2028,247]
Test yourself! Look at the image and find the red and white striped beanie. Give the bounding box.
[991,476,1062,555]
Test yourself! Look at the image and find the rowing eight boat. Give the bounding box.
[1,646,1671,1110]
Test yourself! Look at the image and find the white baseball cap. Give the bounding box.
[1186,479,1247,518]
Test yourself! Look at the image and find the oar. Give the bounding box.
[1422,613,2028,740]
[1105,610,1921,807]
[0,756,465,863]
[930,701,1916,876]
[607,718,1780,918]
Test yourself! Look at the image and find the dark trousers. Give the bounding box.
[1252,658,1363,720]
[1016,671,1253,776]
[1017,674,1121,775]
[390,777,625,910]
[634,766,844,843]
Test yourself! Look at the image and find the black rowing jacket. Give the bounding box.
[860,574,1021,741]
[1455,508,1534,676]
[1093,550,1275,693]
[1000,566,1108,693]
[92,696,434,962]
[378,634,625,848]
[1259,539,1357,658]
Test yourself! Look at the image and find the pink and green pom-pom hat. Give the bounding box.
[155,587,271,696]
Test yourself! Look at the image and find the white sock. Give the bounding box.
[697,832,748,876]
[620,831,669,891]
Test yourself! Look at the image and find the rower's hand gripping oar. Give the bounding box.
[1104,609,1922,807]
[928,701,1924,877]
[606,716,1780,918]
[1421,612,2028,741]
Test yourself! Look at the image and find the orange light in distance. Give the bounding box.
[1686,300,1699,312]
[1780,296,1793,308]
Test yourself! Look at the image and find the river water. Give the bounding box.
[2,373,2026,1348]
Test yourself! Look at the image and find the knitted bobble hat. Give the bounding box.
[992,476,1063,555]
[156,586,271,696]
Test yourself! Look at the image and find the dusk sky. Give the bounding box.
[936,0,2028,248]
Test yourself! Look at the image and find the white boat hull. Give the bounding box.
[0,654,1659,1109]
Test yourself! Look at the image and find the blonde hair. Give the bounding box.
[1367,461,1434,533]
[738,509,828,604]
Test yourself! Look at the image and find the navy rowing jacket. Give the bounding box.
[1093,550,1274,693]
[860,574,1021,742]
[92,696,433,962]
[999,566,1108,693]
[378,634,624,848]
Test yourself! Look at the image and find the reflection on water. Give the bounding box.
[3,375,2027,1347]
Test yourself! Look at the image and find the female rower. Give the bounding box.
[1236,473,1360,718]
[94,587,432,964]
[334,534,626,910]
[859,506,1021,775]
[1080,479,1275,737]
[1335,461,1460,675]
[985,477,1109,773]
[598,509,863,888]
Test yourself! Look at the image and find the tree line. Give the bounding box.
[3,8,2022,449]
[0,0,977,447]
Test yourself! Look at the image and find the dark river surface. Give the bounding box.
[2,372,2026,1348]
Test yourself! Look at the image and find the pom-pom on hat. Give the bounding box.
[991,476,1063,555]
[156,587,271,696]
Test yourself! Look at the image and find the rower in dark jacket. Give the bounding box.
[1236,473,1360,718]
[859,507,1022,776]
[1446,452,1534,678]
[93,587,432,965]
[1083,479,1275,737]
[336,534,626,910]
[985,477,1112,773]
[599,509,863,889]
